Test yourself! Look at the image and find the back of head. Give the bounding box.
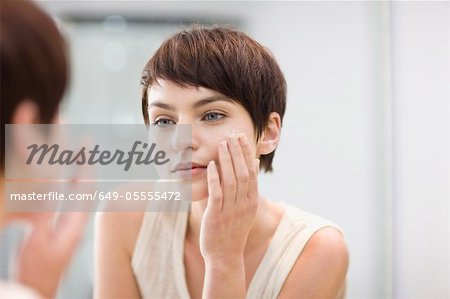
[0,0,69,172]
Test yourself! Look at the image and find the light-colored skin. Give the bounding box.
[1,101,88,299]
[95,79,349,299]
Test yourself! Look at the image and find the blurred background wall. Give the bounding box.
[4,1,446,298]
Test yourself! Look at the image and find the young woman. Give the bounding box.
[95,26,349,299]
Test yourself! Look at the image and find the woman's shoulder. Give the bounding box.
[273,202,348,298]
[279,203,344,233]
[276,203,347,262]
[95,182,174,255]
[279,225,349,298]
[95,211,145,256]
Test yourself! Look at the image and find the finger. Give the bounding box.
[248,158,260,200]
[227,134,249,206]
[206,160,222,213]
[218,140,236,212]
[238,133,259,200]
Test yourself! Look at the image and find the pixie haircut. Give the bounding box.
[141,25,287,173]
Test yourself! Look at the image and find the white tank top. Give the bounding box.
[131,203,341,299]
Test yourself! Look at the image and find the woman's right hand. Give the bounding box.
[199,133,260,299]
[17,212,88,299]
[200,133,260,262]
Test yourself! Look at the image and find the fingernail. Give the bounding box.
[256,158,260,168]
[208,160,216,172]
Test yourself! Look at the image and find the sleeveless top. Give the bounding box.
[131,203,342,299]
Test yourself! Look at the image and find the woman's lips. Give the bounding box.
[173,166,207,178]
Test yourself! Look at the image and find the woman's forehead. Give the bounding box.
[148,80,232,107]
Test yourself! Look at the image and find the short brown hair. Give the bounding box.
[0,0,69,171]
[141,25,287,172]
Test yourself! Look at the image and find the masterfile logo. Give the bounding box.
[4,124,192,212]
[26,141,170,171]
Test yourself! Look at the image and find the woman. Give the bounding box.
[95,26,349,298]
[0,1,87,298]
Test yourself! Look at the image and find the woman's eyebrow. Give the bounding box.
[149,101,176,111]
[149,96,233,111]
[192,96,233,109]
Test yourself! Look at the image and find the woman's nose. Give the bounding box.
[171,124,198,153]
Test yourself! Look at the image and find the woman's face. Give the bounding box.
[147,79,260,201]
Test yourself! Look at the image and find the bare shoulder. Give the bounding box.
[94,211,145,298]
[95,182,154,255]
[279,226,349,299]
[95,211,145,256]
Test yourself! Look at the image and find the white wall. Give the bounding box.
[390,2,449,298]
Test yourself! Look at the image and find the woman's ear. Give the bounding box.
[7,100,42,179]
[11,100,39,124]
[257,112,281,156]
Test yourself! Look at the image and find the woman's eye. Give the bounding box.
[152,118,176,127]
[202,111,225,122]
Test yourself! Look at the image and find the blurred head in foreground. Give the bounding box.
[0,0,69,220]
